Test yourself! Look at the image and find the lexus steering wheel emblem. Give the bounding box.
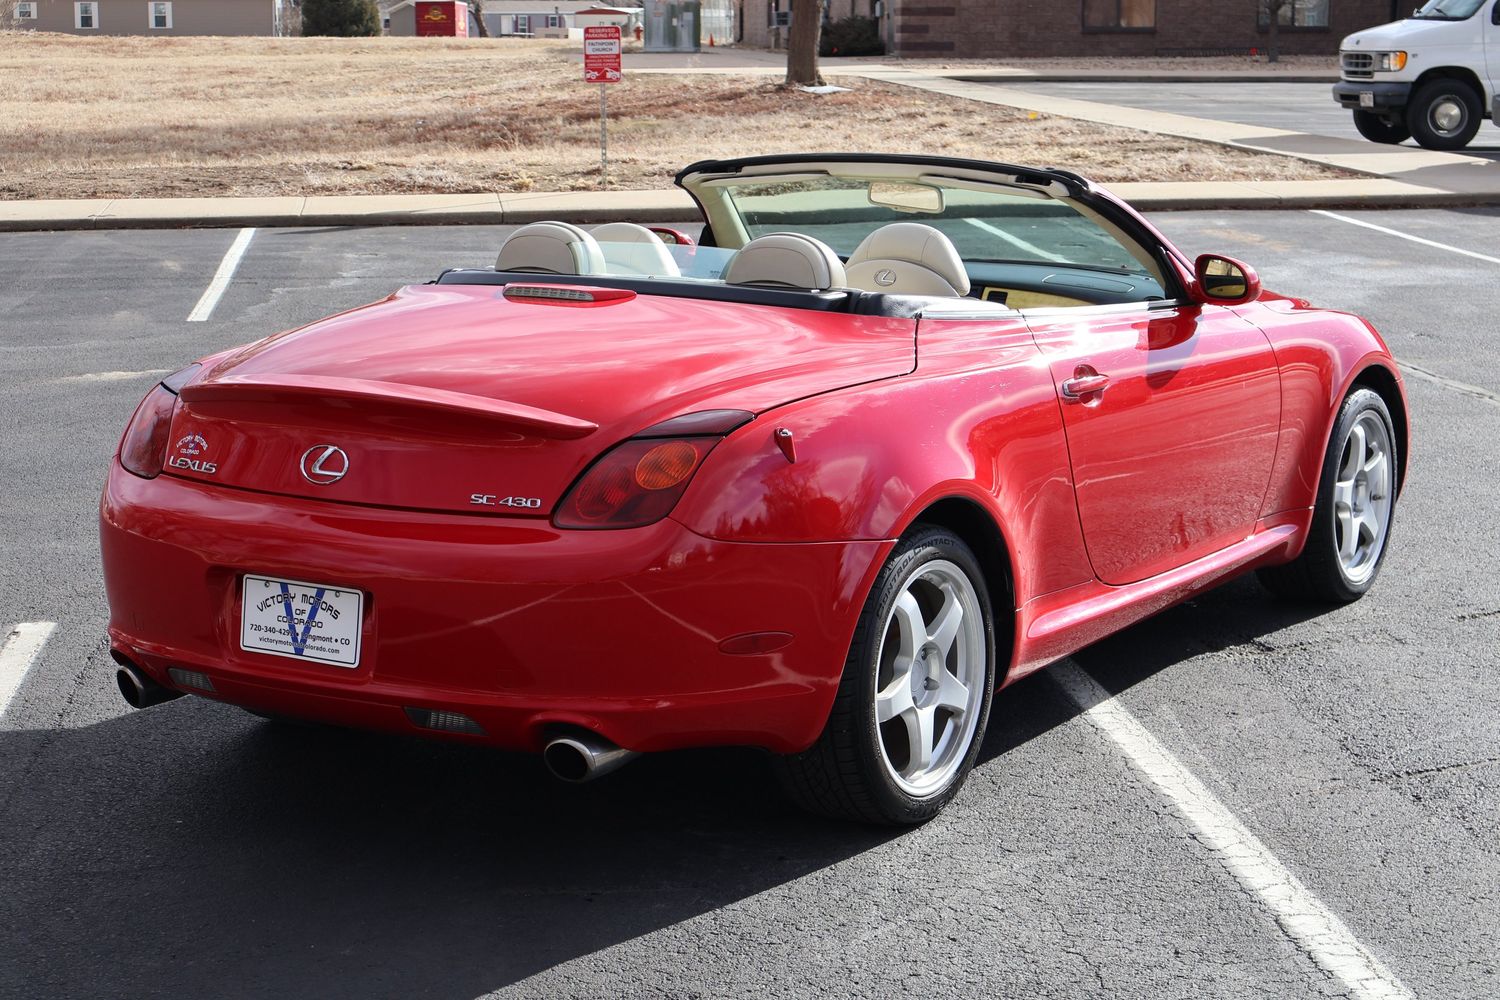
[300,445,349,485]
[874,269,898,287]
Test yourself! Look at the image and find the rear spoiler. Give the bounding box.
[180,374,598,440]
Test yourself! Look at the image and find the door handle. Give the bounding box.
[1060,373,1111,399]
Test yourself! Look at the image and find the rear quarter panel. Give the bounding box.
[671,314,1095,609]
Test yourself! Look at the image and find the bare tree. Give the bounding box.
[786,0,824,87]
[468,0,490,37]
[1263,0,1289,63]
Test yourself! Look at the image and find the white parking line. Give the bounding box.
[186,227,256,323]
[0,622,58,718]
[1311,210,1500,267]
[964,217,1071,263]
[55,369,170,384]
[1052,662,1414,1000]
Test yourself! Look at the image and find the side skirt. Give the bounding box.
[1007,513,1308,682]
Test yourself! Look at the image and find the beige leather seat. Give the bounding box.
[844,223,970,296]
[592,222,681,277]
[722,233,847,291]
[496,221,606,275]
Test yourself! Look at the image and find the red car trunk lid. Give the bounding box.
[162,284,915,516]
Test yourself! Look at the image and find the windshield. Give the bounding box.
[1411,0,1485,19]
[717,176,1156,277]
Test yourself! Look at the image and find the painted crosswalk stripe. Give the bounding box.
[1053,661,1414,1000]
[0,622,58,718]
[186,227,256,323]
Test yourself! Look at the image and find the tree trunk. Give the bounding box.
[1266,1,1281,63]
[469,0,491,36]
[786,0,824,87]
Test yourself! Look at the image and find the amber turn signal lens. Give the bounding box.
[635,441,700,490]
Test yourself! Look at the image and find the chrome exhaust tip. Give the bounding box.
[542,731,638,783]
[112,655,185,710]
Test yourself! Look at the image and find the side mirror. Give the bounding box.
[1193,254,1261,305]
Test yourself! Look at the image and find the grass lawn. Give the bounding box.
[0,34,1345,199]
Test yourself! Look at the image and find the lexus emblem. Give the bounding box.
[874,269,898,287]
[300,445,349,485]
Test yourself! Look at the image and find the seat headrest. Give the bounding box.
[722,233,847,291]
[845,222,971,296]
[591,223,681,277]
[496,221,606,275]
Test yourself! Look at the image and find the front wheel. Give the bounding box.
[1353,110,1411,145]
[1406,79,1481,150]
[1259,388,1398,603]
[776,526,996,825]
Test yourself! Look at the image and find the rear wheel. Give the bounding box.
[776,527,996,825]
[1352,110,1411,145]
[1259,388,1398,603]
[1406,79,1481,150]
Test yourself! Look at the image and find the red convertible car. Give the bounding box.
[101,154,1407,824]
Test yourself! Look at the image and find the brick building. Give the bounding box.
[741,0,1400,57]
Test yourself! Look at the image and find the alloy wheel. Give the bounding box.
[873,559,986,797]
[1332,411,1394,586]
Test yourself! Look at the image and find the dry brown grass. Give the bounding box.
[0,34,1344,199]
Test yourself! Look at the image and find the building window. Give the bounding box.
[1259,0,1330,28]
[14,1,37,18]
[74,1,98,27]
[1082,0,1155,30]
[546,13,560,26]
[149,1,173,28]
[514,13,529,33]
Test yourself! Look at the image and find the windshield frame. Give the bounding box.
[676,154,1187,301]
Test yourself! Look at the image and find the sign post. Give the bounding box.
[583,26,623,188]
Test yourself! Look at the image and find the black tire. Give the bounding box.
[776,526,996,825]
[1352,110,1411,145]
[1258,388,1399,603]
[1406,78,1482,150]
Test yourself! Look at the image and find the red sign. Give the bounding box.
[415,0,467,36]
[583,26,622,84]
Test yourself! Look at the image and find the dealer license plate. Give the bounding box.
[240,575,363,667]
[1359,91,1375,108]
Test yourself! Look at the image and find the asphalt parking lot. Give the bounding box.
[1000,81,1500,158]
[2,209,1498,999]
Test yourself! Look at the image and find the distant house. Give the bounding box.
[7,0,281,34]
[478,0,627,37]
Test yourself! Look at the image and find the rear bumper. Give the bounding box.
[100,464,891,754]
[1333,81,1412,111]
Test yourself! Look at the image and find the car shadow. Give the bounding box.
[1,577,1333,999]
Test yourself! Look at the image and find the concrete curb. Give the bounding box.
[2,181,1497,233]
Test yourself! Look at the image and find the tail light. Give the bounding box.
[553,409,753,530]
[118,364,200,479]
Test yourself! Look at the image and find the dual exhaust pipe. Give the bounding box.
[113,649,636,783]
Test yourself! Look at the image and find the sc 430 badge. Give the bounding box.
[470,494,543,509]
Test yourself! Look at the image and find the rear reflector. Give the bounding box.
[404,707,487,736]
[503,285,636,306]
[167,668,215,692]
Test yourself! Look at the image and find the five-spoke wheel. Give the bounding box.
[1260,387,1399,602]
[777,527,996,825]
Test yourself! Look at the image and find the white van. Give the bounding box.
[1333,0,1498,149]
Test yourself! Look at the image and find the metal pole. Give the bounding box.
[599,84,608,189]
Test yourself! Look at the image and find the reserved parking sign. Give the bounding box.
[583,26,622,84]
